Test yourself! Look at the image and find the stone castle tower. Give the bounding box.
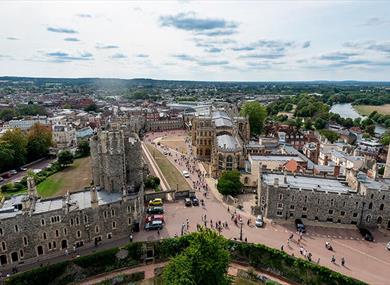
[384,142,390,179]
[90,124,144,194]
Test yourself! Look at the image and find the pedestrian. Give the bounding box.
[317,258,320,264]
[65,249,68,256]
[341,257,345,266]
[157,229,160,236]
[281,244,284,251]
[244,237,247,242]
[129,234,133,242]
[331,255,335,263]
[228,206,230,212]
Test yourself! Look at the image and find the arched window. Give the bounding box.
[244,177,249,184]
[370,194,374,199]
[377,216,383,224]
[226,155,233,170]
[366,215,371,223]
[380,204,384,211]
[368,202,373,210]
[218,154,224,169]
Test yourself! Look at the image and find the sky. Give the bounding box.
[0,1,390,81]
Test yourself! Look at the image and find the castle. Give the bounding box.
[190,105,250,178]
[0,121,145,268]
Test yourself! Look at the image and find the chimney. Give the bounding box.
[91,187,98,209]
[372,162,378,180]
[283,170,287,184]
[333,164,340,177]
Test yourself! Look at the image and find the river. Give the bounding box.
[330,103,386,135]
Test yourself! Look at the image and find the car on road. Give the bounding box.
[185,198,192,207]
[144,220,163,231]
[295,218,306,233]
[145,214,165,224]
[182,170,190,178]
[255,215,264,227]
[386,241,390,251]
[149,198,163,206]
[358,227,374,241]
[9,169,17,175]
[0,177,4,182]
[190,196,199,206]
[147,207,164,215]
[17,167,28,172]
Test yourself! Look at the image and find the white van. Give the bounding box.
[182,170,190,178]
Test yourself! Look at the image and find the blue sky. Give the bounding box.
[0,1,390,81]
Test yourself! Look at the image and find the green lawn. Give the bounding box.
[37,175,65,197]
[354,104,390,116]
[146,144,191,191]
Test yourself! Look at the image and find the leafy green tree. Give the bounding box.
[162,229,231,285]
[0,144,15,172]
[303,119,313,130]
[27,123,52,161]
[217,170,242,196]
[145,176,160,189]
[314,118,327,130]
[240,101,267,135]
[319,129,339,143]
[381,131,390,146]
[84,103,98,112]
[0,108,17,121]
[76,139,90,157]
[58,150,74,167]
[2,128,28,167]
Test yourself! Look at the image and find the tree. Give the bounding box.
[27,123,53,161]
[0,108,17,121]
[381,131,390,146]
[314,118,327,130]
[76,139,90,157]
[319,129,339,143]
[303,119,313,130]
[1,128,28,167]
[240,101,267,135]
[162,229,231,285]
[145,176,160,189]
[58,150,74,167]
[217,170,242,196]
[84,103,98,112]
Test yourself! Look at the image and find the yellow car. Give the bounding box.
[149,198,163,206]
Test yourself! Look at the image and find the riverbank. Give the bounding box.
[354,104,390,116]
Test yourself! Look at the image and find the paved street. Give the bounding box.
[143,130,390,285]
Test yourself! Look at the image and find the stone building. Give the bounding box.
[257,170,390,229]
[0,126,145,267]
[190,106,250,178]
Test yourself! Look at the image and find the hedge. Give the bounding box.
[5,236,366,285]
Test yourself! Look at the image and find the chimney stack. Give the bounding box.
[333,164,340,177]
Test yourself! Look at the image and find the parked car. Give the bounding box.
[147,207,164,215]
[149,198,163,206]
[191,196,199,206]
[185,198,192,207]
[182,170,190,178]
[0,177,4,182]
[145,214,165,223]
[358,227,374,241]
[144,220,163,231]
[255,215,264,227]
[386,242,390,251]
[1,172,11,179]
[295,218,306,233]
[19,167,27,171]
[9,170,17,175]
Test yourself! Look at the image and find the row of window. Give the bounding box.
[197,138,212,145]
[197,131,212,137]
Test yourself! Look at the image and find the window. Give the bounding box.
[127,206,131,213]
[278,194,283,200]
[19,250,24,258]
[343,201,346,207]
[277,203,283,209]
[329,210,333,215]
[291,195,295,201]
[380,204,384,211]
[70,219,74,226]
[111,209,115,217]
[77,230,81,238]
[276,211,283,217]
[330,199,334,206]
[317,199,320,204]
[366,215,371,223]
[107,233,112,239]
[290,205,295,210]
[63,228,67,235]
[104,211,108,219]
[353,212,358,218]
[0,228,3,236]
[382,195,385,200]
[76,217,80,225]
[53,241,56,249]
[23,236,28,246]
[55,230,59,237]
[95,225,99,233]
[226,156,233,171]
[48,242,52,250]
[84,215,88,224]
[370,194,374,199]
[112,221,116,229]
[341,211,345,216]
[128,218,132,225]
[304,196,307,203]
[1,242,6,251]
[41,219,45,226]
[51,216,60,223]
[368,202,373,210]
[303,207,307,212]
[42,232,47,240]
[14,225,19,233]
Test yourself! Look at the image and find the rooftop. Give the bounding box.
[263,173,353,193]
[250,155,304,162]
[217,134,240,151]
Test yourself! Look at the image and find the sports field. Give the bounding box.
[354,104,390,116]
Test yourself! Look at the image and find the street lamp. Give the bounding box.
[239,219,243,241]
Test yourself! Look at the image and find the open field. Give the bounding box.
[146,144,190,191]
[37,156,92,198]
[354,104,390,116]
[159,135,188,154]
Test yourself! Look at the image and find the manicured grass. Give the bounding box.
[354,104,390,116]
[146,144,191,191]
[159,135,188,154]
[37,157,92,198]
